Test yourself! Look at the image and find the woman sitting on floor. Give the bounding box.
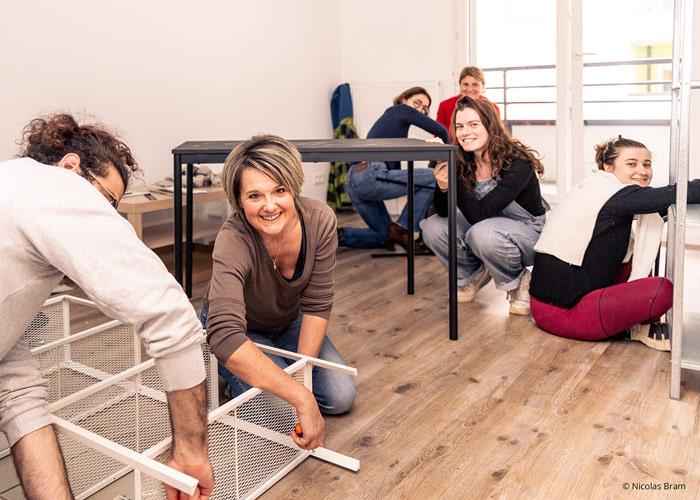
[421,96,546,315]
[338,86,449,250]
[530,136,700,351]
[204,135,356,449]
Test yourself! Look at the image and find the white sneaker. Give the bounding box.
[629,323,670,351]
[457,266,492,302]
[507,268,531,316]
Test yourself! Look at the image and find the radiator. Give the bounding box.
[349,81,443,139]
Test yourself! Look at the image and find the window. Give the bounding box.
[472,0,673,191]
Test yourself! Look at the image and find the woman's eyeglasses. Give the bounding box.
[85,170,120,208]
[410,98,430,115]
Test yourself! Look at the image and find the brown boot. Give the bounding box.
[385,222,409,251]
[385,222,432,254]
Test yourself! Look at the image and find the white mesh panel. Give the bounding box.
[38,323,136,402]
[55,365,171,498]
[138,364,307,500]
[15,295,294,499]
[53,349,216,498]
[24,301,65,349]
[57,432,127,497]
[202,344,219,410]
[3,296,219,497]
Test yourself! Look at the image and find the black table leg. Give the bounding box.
[407,161,414,295]
[185,163,194,297]
[174,154,183,285]
[448,151,458,341]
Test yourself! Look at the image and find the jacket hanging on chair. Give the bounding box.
[327,83,358,211]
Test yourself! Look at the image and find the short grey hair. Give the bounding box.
[222,134,304,209]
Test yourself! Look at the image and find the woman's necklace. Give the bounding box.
[266,217,298,271]
[270,232,286,271]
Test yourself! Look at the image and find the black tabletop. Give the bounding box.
[173,138,455,153]
[172,138,457,163]
[172,137,460,339]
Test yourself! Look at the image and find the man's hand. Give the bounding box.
[434,161,449,191]
[165,381,213,499]
[164,454,214,500]
[291,392,325,450]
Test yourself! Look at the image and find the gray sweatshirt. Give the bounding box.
[0,157,206,445]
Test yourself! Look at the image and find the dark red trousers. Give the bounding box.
[531,263,673,341]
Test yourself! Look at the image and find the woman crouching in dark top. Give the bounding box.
[530,136,700,350]
[421,96,547,315]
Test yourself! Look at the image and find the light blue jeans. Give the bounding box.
[202,306,356,415]
[419,179,547,291]
[340,161,436,248]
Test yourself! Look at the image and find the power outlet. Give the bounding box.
[313,174,326,186]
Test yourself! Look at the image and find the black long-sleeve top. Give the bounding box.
[530,180,700,308]
[367,104,449,170]
[433,158,545,224]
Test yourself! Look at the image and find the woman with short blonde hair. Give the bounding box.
[205,135,356,450]
[221,134,305,208]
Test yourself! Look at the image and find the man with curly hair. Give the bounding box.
[0,114,214,499]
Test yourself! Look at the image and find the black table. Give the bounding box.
[172,138,460,340]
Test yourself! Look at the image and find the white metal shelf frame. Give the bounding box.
[667,0,699,399]
[53,348,359,500]
[0,295,219,499]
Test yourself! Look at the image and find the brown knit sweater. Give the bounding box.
[206,197,337,362]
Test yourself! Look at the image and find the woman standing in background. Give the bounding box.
[437,66,501,142]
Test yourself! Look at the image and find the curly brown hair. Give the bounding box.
[18,113,139,188]
[452,96,544,190]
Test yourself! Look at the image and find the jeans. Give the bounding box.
[340,161,436,249]
[420,179,547,291]
[202,305,355,415]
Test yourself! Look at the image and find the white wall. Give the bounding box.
[0,1,342,184]
[340,0,463,104]
[337,0,461,216]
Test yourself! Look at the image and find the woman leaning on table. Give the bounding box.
[203,135,356,450]
[530,136,700,351]
[420,95,547,316]
[337,86,449,250]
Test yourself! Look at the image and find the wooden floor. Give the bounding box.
[263,214,700,499]
[13,212,700,499]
